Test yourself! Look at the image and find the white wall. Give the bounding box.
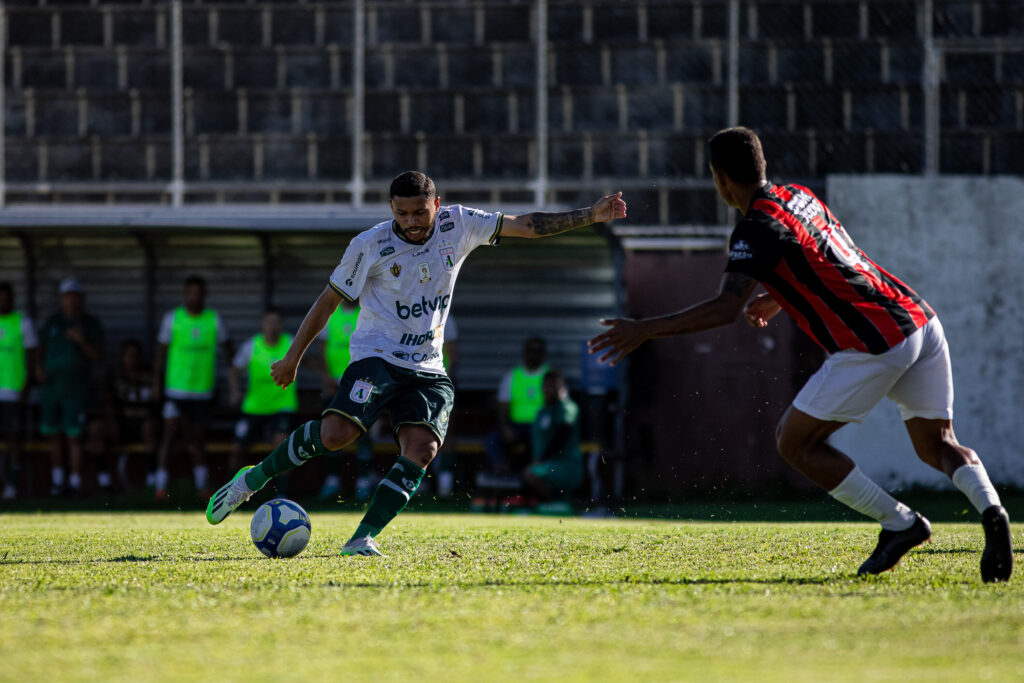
[825,175,1024,488]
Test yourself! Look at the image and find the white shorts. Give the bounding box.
[792,317,953,423]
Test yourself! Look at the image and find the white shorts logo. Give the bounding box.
[349,379,373,404]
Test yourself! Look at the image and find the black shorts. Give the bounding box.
[324,357,455,444]
[162,398,213,426]
[0,400,24,437]
[234,413,295,446]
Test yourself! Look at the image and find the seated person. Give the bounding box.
[523,370,584,502]
[99,339,160,492]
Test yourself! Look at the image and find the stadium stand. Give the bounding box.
[1,0,1022,497]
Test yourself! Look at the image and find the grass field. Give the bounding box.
[1,509,1021,682]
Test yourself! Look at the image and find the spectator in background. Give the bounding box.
[484,337,549,474]
[228,309,297,480]
[38,277,104,497]
[100,339,160,492]
[315,299,376,501]
[0,282,40,500]
[153,275,232,500]
[522,370,584,503]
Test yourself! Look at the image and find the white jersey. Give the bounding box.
[328,204,502,374]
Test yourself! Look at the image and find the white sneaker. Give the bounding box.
[340,535,384,557]
[2,484,16,500]
[205,466,255,525]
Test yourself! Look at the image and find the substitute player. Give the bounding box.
[589,127,1011,582]
[207,171,626,556]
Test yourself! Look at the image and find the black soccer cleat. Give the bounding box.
[980,505,1013,583]
[857,513,932,576]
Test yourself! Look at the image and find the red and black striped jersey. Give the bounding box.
[725,182,934,355]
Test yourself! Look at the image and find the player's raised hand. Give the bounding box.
[587,317,648,366]
[592,192,627,224]
[743,293,782,328]
[270,355,300,389]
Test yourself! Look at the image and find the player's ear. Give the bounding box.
[434,196,440,210]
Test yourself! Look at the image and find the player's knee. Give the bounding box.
[398,429,439,468]
[319,415,360,451]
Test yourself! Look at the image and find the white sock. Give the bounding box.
[51,467,65,487]
[829,466,916,531]
[951,463,1001,514]
[155,468,169,492]
[68,472,81,490]
[193,465,208,490]
[97,471,112,488]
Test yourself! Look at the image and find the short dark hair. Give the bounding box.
[184,274,207,290]
[0,282,12,297]
[708,126,767,184]
[390,171,436,200]
[262,307,282,318]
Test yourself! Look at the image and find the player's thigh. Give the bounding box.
[792,348,913,424]
[323,357,403,434]
[389,373,455,445]
[887,319,953,421]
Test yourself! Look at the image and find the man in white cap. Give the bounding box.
[38,277,104,496]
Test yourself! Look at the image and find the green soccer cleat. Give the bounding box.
[206,466,255,525]
[340,535,384,557]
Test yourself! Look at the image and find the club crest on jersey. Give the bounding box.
[418,263,431,283]
[390,263,402,278]
[440,243,456,271]
[350,379,373,404]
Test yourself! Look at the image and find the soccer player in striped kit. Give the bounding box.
[589,127,1012,582]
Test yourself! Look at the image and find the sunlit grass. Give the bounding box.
[0,512,1021,682]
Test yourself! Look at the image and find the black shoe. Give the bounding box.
[858,513,932,576]
[981,505,1013,583]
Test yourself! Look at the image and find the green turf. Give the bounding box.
[0,512,1021,682]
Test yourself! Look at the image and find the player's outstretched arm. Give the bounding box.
[501,192,627,239]
[587,272,758,366]
[270,285,342,389]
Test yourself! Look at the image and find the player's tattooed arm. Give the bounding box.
[502,192,627,238]
[523,208,594,236]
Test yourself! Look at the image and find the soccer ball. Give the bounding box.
[250,498,312,558]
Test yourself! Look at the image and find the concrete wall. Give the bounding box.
[825,175,1024,488]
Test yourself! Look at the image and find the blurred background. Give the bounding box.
[1,0,1022,503]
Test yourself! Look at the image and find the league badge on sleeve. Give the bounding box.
[440,242,456,272]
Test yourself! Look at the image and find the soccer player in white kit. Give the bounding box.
[207,171,627,555]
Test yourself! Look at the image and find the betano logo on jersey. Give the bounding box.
[395,294,450,319]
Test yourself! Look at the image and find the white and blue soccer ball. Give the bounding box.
[250,498,312,558]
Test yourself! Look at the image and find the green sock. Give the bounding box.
[351,456,425,540]
[244,420,328,491]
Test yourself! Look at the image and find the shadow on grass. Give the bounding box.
[326,575,842,589]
